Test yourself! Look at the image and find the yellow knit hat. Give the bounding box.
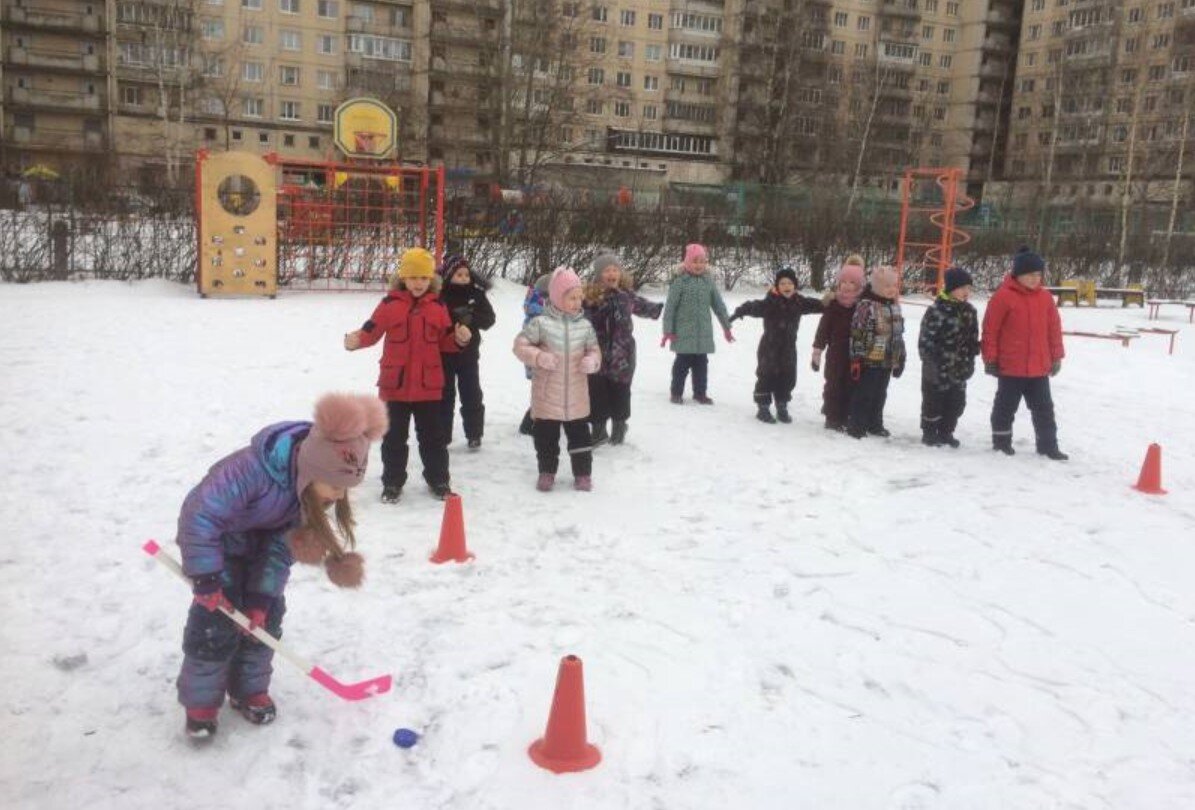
[398,248,435,279]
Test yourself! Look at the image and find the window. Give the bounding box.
[943,28,955,43]
[1018,106,1031,119]
[231,129,243,142]
[922,25,934,39]
[669,43,719,63]
[201,18,224,40]
[590,36,606,54]
[618,40,633,58]
[587,67,604,85]
[352,2,373,21]
[244,97,264,117]
[1158,2,1174,19]
[645,44,661,61]
[309,136,320,149]
[1128,7,1144,22]
[616,71,631,87]
[121,85,142,106]
[242,0,261,8]
[318,103,334,122]
[1175,55,1192,74]
[317,0,338,17]
[1025,52,1037,66]
[1020,78,1035,92]
[592,5,607,22]
[317,34,335,54]
[586,98,603,114]
[644,75,658,91]
[834,11,848,26]
[920,51,932,66]
[279,65,301,85]
[857,15,870,30]
[562,2,578,16]
[1121,69,1137,84]
[279,29,301,51]
[1149,64,1166,81]
[855,42,869,58]
[243,25,264,44]
[202,56,224,77]
[620,9,634,25]
[946,1,959,14]
[643,104,657,120]
[204,127,217,140]
[1125,37,1139,54]
[279,0,298,13]
[648,12,662,29]
[283,134,295,147]
[671,11,722,34]
[1027,24,1041,40]
[1109,156,1124,174]
[934,106,946,120]
[347,34,413,61]
[937,80,950,94]
[280,100,300,120]
[939,54,952,68]
[832,40,845,55]
[391,5,409,26]
[243,61,264,81]
[317,69,337,89]
[614,100,630,117]
[1153,33,1171,49]
[1031,0,1045,9]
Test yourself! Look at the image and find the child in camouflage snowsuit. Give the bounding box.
[918,267,980,447]
[847,265,906,438]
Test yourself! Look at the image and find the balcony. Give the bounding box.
[665,58,720,78]
[7,86,104,112]
[2,5,104,34]
[430,25,489,48]
[877,1,920,20]
[3,125,108,152]
[4,48,102,74]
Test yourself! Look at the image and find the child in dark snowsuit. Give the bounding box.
[583,251,663,444]
[438,254,496,449]
[919,267,980,447]
[175,393,385,739]
[729,266,824,424]
[812,257,866,431]
[847,265,906,438]
[345,247,470,502]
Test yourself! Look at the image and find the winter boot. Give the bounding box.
[428,481,454,499]
[940,433,961,449]
[921,429,942,447]
[867,426,891,438]
[573,476,593,492]
[519,410,534,436]
[670,394,684,404]
[846,425,866,439]
[610,420,628,445]
[590,420,610,444]
[185,707,219,740]
[467,437,482,450]
[536,473,555,492]
[381,485,402,504]
[1038,447,1069,461]
[992,435,1015,456]
[756,404,777,424]
[824,419,845,432]
[230,693,276,725]
[694,395,715,405]
[775,403,792,424]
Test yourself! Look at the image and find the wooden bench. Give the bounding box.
[1094,287,1146,307]
[1064,330,1140,348]
[1045,286,1080,307]
[1147,299,1195,323]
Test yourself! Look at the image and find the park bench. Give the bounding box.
[1093,287,1146,307]
[1146,299,1195,323]
[1045,286,1080,307]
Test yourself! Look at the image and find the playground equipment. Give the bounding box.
[895,167,974,294]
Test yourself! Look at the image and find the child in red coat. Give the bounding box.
[982,246,1067,460]
[345,248,472,500]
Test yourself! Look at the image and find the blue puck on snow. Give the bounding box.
[393,728,419,748]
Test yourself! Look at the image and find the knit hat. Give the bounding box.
[592,251,622,276]
[835,257,866,307]
[774,266,798,287]
[943,266,973,293]
[439,253,469,281]
[1012,246,1045,278]
[548,265,582,309]
[683,243,708,271]
[398,247,436,279]
[295,393,389,499]
[533,272,552,294]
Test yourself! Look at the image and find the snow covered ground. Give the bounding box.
[1,278,1193,810]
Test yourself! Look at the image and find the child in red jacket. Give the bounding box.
[345,247,471,500]
[982,246,1067,460]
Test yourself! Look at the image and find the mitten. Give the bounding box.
[580,354,600,374]
[1050,359,1062,377]
[192,574,229,613]
[723,328,735,343]
[535,351,559,370]
[242,594,272,633]
[811,347,823,372]
[850,360,862,382]
[892,364,904,379]
[985,362,1000,377]
[660,333,676,348]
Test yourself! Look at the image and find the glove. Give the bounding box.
[850,360,862,382]
[810,347,823,372]
[535,351,559,370]
[244,607,268,634]
[660,333,676,348]
[1050,359,1062,377]
[192,574,230,613]
[892,364,904,380]
[723,328,735,343]
[580,354,600,374]
[985,362,1000,377]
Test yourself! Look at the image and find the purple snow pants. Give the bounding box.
[176,557,286,709]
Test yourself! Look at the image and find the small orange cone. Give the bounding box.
[528,655,601,773]
[430,493,474,563]
[1132,443,1168,495]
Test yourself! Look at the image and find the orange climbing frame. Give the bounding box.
[895,167,974,294]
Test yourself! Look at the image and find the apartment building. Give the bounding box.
[998,0,1195,206]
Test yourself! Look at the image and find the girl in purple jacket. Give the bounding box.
[175,393,386,740]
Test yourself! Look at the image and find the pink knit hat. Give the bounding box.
[870,265,901,299]
[296,393,389,497]
[548,265,582,309]
[683,243,708,271]
[836,259,866,307]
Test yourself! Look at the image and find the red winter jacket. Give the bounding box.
[357,290,457,401]
[981,275,1065,378]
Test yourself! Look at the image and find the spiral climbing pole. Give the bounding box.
[895,167,974,294]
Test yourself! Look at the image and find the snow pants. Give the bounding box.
[382,400,450,488]
[589,375,632,425]
[921,379,967,439]
[177,558,285,709]
[440,353,485,443]
[671,353,709,398]
[848,366,892,434]
[991,375,1059,452]
[533,418,592,477]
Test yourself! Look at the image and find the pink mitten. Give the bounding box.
[580,355,600,374]
[536,352,559,370]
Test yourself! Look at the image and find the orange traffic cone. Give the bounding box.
[429,493,474,563]
[528,655,602,774]
[1132,443,1168,495]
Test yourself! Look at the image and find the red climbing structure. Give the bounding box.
[895,167,974,294]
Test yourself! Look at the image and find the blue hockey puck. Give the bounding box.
[393,728,419,748]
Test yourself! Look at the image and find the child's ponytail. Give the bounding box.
[289,485,365,588]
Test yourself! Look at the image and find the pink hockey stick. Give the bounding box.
[142,540,391,702]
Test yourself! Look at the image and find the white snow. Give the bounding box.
[1,279,1193,809]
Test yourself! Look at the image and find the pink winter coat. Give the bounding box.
[513,304,601,421]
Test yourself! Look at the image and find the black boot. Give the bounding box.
[590,420,610,444]
[610,420,628,445]
[518,410,534,436]
[381,484,402,503]
[1038,447,1069,461]
[756,404,776,424]
[993,435,1015,456]
[775,403,792,424]
[940,433,960,448]
[921,430,941,447]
